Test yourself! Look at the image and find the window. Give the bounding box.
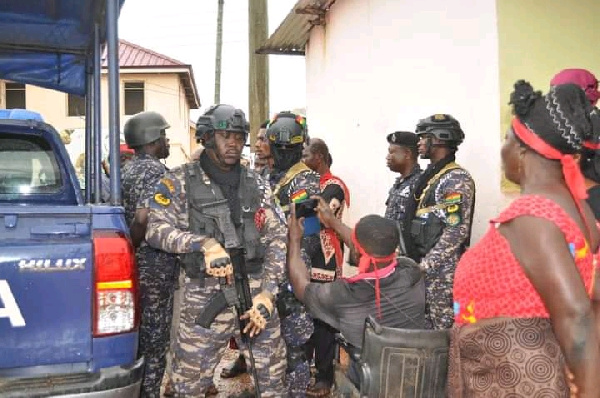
[124,82,144,115]
[67,94,86,117]
[0,134,62,195]
[5,82,26,109]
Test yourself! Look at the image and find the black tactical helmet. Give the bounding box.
[266,111,307,147]
[195,104,249,144]
[415,114,465,147]
[124,111,170,148]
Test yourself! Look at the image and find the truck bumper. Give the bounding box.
[2,357,144,398]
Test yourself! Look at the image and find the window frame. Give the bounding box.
[67,93,86,117]
[123,81,145,116]
[5,82,26,109]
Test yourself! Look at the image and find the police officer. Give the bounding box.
[145,104,287,397]
[267,111,320,397]
[385,131,422,226]
[121,111,179,398]
[402,114,475,330]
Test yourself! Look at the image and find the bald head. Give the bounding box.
[303,137,332,172]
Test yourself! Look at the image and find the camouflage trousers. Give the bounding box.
[169,274,287,397]
[137,247,179,398]
[424,269,455,330]
[279,296,313,398]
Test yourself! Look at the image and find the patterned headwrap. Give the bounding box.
[509,80,593,224]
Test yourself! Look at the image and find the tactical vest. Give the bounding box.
[272,162,312,214]
[180,162,265,278]
[410,163,461,262]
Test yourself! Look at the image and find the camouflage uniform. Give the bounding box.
[145,163,287,397]
[270,162,321,397]
[413,166,475,330]
[121,153,179,398]
[384,164,422,225]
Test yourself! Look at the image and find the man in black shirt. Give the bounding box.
[302,138,350,396]
[287,199,425,388]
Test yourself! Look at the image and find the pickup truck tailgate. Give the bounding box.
[0,206,93,369]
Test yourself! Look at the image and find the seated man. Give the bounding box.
[287,198,426,388]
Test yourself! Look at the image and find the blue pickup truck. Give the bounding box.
[0,1,143,397]
[0,111,142,397]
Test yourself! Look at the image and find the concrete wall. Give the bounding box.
[1,72,192,170]
[497,0,600,190]
[305,0,503,241]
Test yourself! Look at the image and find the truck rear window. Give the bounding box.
[0,135,63,194]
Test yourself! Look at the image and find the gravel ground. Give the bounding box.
[160,266,361,397]
[160,347,358,397]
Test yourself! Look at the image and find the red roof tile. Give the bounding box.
[100,40,201,109]
[102,39,187,67]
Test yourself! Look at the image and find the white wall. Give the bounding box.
[305,0,504,242]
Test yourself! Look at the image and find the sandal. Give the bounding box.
[307,380,332,397]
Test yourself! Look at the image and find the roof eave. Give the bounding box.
[256,0,336,56]
[179,66,201,109]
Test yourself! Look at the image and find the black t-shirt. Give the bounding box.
[587,185,600,221]
[322,184,345,215]
[303,260,426,348]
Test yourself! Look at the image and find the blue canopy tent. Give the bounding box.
[0,0,126,204]
[0,0,124,95]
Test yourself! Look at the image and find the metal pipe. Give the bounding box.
[84,55,93,204]
[106,0,121,205]
[93,23,102,204]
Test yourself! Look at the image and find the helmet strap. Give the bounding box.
[202,133,216,149]
[422,137,433,159]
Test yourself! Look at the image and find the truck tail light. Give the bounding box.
[92,230,138,337]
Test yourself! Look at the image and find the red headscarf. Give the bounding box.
[512,118,590,234]
[348,228,396,319]
[551,68,600,106]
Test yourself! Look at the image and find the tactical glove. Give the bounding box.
[202,238,232,277]
[243,291,274,336]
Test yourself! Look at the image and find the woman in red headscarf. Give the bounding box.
[551,68,600,220]
[449,81,600,397]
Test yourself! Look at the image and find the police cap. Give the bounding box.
[387,131,419,147]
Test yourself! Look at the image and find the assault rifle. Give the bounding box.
[193,199,261,397]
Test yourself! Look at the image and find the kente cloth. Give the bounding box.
[447,317,568,397]
[453,195,596,325]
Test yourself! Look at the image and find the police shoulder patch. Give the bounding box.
[447,213,461,227]
[446,204,460,214]
[290,189,309,203]
[160,178,175,193]
[154,193,171,207]
[444,192,462,204]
